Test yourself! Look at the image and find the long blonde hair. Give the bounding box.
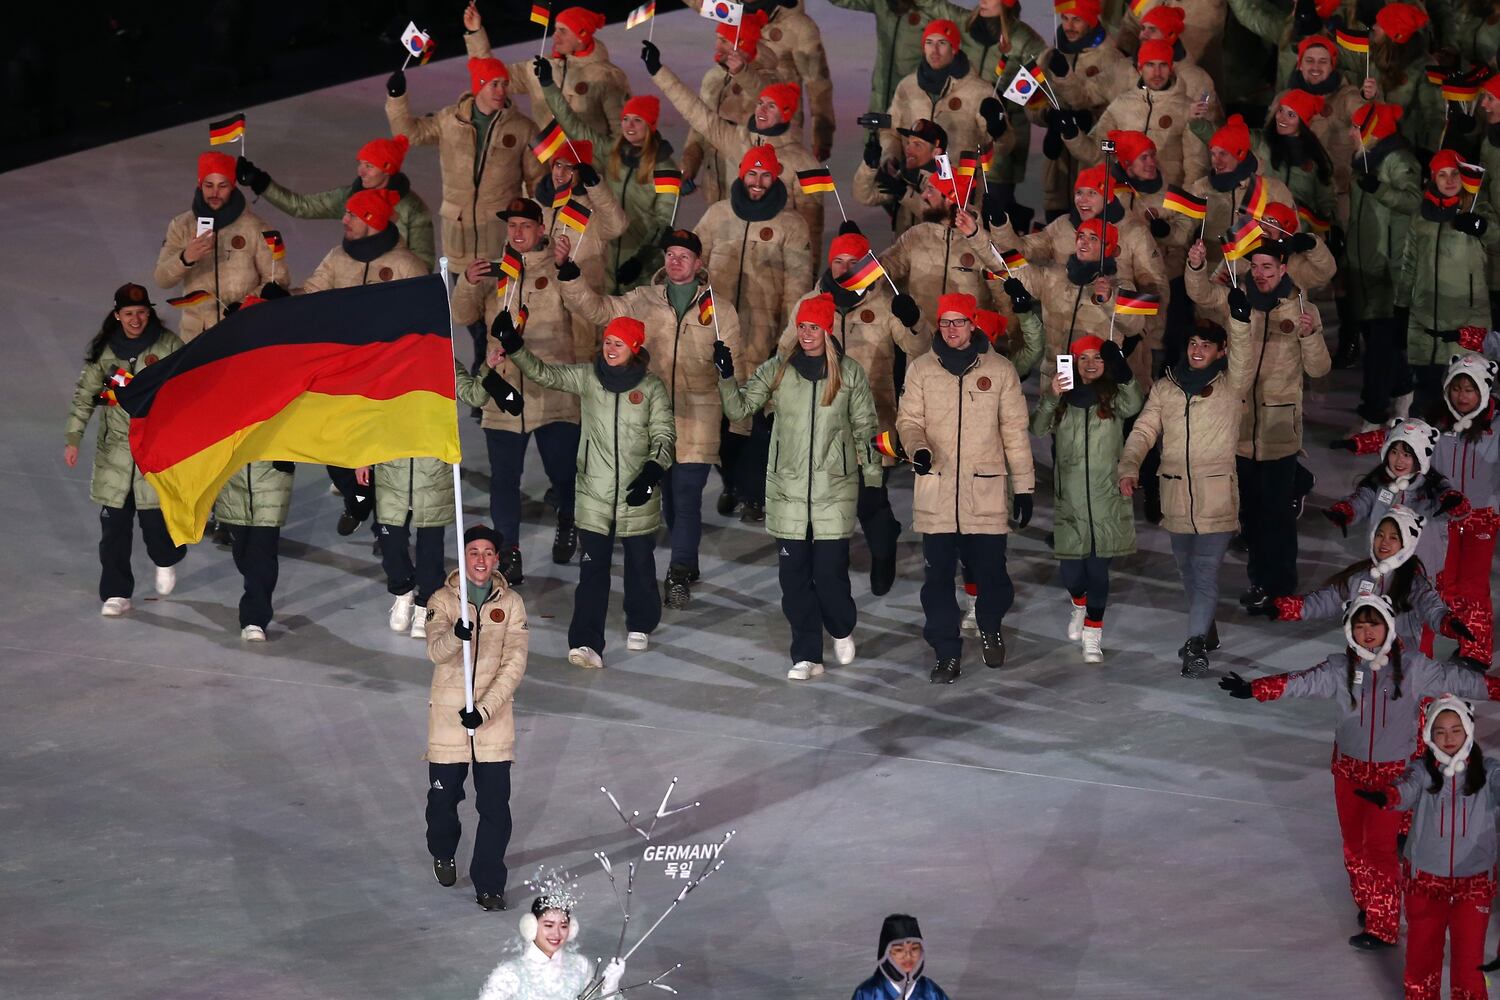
[770,342,843,406]
[609,131,662,186]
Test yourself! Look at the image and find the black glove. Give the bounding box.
[1046,107,1074,136]
[1454,212,1489,238]
[1121,334,1143,358]
[614,256,643,286]
[271,461,295,474]
[1100,340,1132,383]
[387,69,407,98]
[1327,225,1346,259]
[1438,328,1461,343]
[1042,123,1064,161]
[1394,306,1410,332]
[1047,49,1071,78]
[492,311,525,354]
[1149,216,1170,239]
[1439,490,1468,514]
[1218,672,1254,699]
[482,370,525,415]
[556,258,582,282]
[532,55,554,88]
[979,97,1007,139]
[982,191,1008,228]
[1322,506,1352,535]
[891,293,920,328]
[1011,492,1034,528]
[236,156,271,195]
[713,340,735,380]
[259,282,289,301]
[863,134,883,169]
[1357,171,1380,193]
[1447,616,1478,642]
[1480,955,1500,973]
[1246,600,1281,620]
[1003,277,1034,313]
[453,618,473,642]
[1353,788,1388,808]
[1326,438,1356,451]
[625,461,665,506]
[458,706,484,729]
[641,40,662,76]
[873,168,907,199]
[1286,232,1316,254]
[574,162,601,188]
[911,448,933,475]
[1227,287,1251,322]
[858,483,885,517]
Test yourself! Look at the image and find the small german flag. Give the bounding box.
[167,290,215,308]
[654,169,683,195]
[262,230,285,261]
[495,247,524,281]
[531,119,569,163]
[1295,203,1330,234]
[530,4,550,26]
[1444,80,1481,103]
[993,57,1007,79]
[557,201,591,233]
[697,289,715,326]
[1127,0,1151,17]
[626,0,655,29]
[550,185,572,210]
[1461,161,1486,195]
[1336,28,1369,55]
[1221,218,1265,261]
[796,167,836,195]
[871,430,906,462]
[1001,248,1028,271]
[837,251,887,293]
[1161,186,1207,220]
[419,38,436,66]
[1426,65,1446,86]
[979,146,995,173]
[1026,60,1048,88]
[100,367,134,407]
[1241,175,1270,219]
[1114,290,1161,316]
[956,152,978,180]
[208,113,246,145]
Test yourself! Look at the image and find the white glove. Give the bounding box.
[601,958,626,994]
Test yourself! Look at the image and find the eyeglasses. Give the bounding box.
[937,318,970,329]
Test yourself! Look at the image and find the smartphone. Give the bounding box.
[857,112,892,130]
[196,217,215,237]
[1056,354,1075,391]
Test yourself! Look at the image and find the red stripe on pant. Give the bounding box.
[1403,870,1496,1000]
[1333,770,1406,942]
[1439,509,1499,663]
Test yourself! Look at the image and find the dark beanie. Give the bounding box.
[660,228,702,256]
[878,914,923,957]
[464,524,504,550]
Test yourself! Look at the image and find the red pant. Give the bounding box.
[1403,871,1496,1000]
[1334,770,1407,942]
[1438,509,1499,663]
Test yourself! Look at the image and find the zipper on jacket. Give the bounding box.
[1082,409,1096,552]
[1141,89,1154,139]
[1450,781,1458,877]
[246,464,255,523]
[941,228,954,296]
[471,107,501,254]
[1431,223,1441,364]
[408,459,416,513]
[734,221,751,312]
[805,371,818,527]
[1183,392,1197,532]
[613,393,622,518]
[954,369,966,529]
[1248,311,1271,462]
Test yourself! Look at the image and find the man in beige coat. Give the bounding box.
[853,118,945,235]
[558,228,745,607]
[424,523,528,911]
[682,18,779,208]
[897,292,1035,684]
[881,177,996,321]
[153,152,287,341]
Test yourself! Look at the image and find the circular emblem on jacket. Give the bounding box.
[860,309,875,323]
[535,276,549,289]
[575,81,589,95]
[769,27,783,41]
[760,226,774,240]
[629,390,644,404]
[960,252,975,267]
[907,12,920,23]
[1280,319,1294,333]
[1085,65,1098,77]
[144,354,158,365]
[732,83,742,95]
[1158,115,1172,129]
[977,376,992,391]
[489,608,505,623]
[503,134,517,148]
[379,267,394,281]
[948,97,963,110]
[1200,384,1214,398]
[231,235,246,250]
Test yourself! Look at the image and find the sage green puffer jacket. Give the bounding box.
[214,462,295,528]
[1396,204,1500,369]
[261,175,435,270]
[1029,379,1145,560]
[719,350,881,541]
[64,327,184,508]
[1346,141,1423,322]
[509,348,675,538]
[371,362,493,528]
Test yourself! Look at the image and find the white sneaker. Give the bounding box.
[787,660,824,680]
[1067,602,1086,642]
[626,631,649,651]
[833,634,856,665]
[409,611,427,639]
[1393,392,1414,419]
[241,625,267,642]
[100,597,131,617]
[568,646,604,669]
[388,591,416,632]
[1081,624,1104,664]
[154,566,176,596]
[960,595,978,635]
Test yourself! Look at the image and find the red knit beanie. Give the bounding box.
[468,57,508,94]
[1074,163,1109,194]
[1261,202,1298,237]
[718,10,767,59]
[1060,0,1101,28]
[973,309,1007,345]
[1069,334,1106,355]
[357,135,410,175]
[1353,102,1403,143]
[923,19,961,50]
[936,292,978,323]
[1486,75,1500,103]
[346,189,401,232]
[1296,35,1338,68]
[1210,114,1252,161]
[739,144,782,179]
[1140,5,1185,42]
[555,7,607,46]
[759,82,802,121]
[1107,130,1156,166]
[1077,218,1119,256]
[1278,89,1326,125]
[604,316,646,354]
[1375,3,1429,45]
[198,151,237,184]
[1430,149,1463,176]
[796,293,837,334]
[829,232,871,264]
[622,95,660,130]
[1136,39,1175,68]
[556,140,594,166]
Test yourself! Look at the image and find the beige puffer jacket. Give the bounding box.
[300,241,427,293]
[1068,77,1209,189]
[1173,164,1294,269]
[425,570,528,764]
[881,70,1010,170]
[1186,263,1331,461]
[654,65,825,254]
[1118,0,1227,70]
[1006,258,1145,379]
[896,343,1035,535]
[451,240,585,434]
[153,206,287,341]
[1118,316,1254,535]
[852,162,927,235]
[385,93,545,266]
[463,27,630,144]
[882,222,998,323]
[759,3,836,157]
[693,197,814,373]
[1045,40,1132,118]
[560,268,745,465]
[684,61,780,206]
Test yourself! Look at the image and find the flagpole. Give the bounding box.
[540,3,552,59]
[1473,175,1487,213]
[670,190,682,226]
[829,178,849,222]
[706,280,723,341]
[439,257,477,730]
[649,5,657,43]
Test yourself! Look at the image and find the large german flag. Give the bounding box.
[117,275,461,545]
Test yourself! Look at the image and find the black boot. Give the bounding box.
[716,490,738,516]
[981,630,1006,668]
[433,858,456,887]
[499,546,524,586]
[1179,636,1209,678]
[739,500,764,523]
[476,891,508,911]
[1347,932,1393,950]
[1332,297,1360,369]
[552,515,577,565]
[664,564,693,610]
